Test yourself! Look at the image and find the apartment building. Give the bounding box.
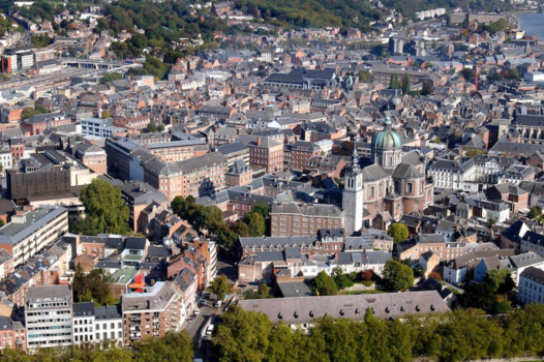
[270,202,343,237]
[287,140,321,171]
[0,317,26,350]
[237,135,284,173]
[121,281,185,345]
[519,267,544,305]
[0,206,69,267]
[25,285,73,349]
[73,302,124,346]
[144,152,228,202]
[129,132,209,164]
[81,118,125,138]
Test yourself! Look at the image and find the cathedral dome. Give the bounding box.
[372,115,402,150]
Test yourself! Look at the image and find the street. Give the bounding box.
[185,255,237,361]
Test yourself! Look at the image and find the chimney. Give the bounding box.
[257,137,262,146]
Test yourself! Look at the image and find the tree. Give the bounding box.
[528,206,542,219]
[72,264,115,306]
[21,107,42,120]
[388,223,409,244]
[458,282,497,313]
[157,124,165,132]
[208,275,233,300]
[309,271,338,296]
[213,306,272,362]
[35,105,48,114]
[101,110,112,119]
[231,221,250,237]
[244,283,271,299]
[246,212,265,237]
[421,81,433,95]
[76,179,130,235]
[99,71,123,84]
[133,330,193,362]
[358,69,374,83]
[251,202,271,219]
[382,260,414,292]
[402,72,411,94]
[485,269,515,294]
[146,122,157,133]
[331,267,354,290]
[193,205,223,232]
[389,73,401,89]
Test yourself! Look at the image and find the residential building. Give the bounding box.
[0,206,68,267]
[519,267,544,305]
[121,281,185,345]
[25,285,73,349]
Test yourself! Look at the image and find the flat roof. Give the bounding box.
[0,206,67,246]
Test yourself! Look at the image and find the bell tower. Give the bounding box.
[343,148,364,235]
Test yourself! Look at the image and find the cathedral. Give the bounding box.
[343,116,434,235]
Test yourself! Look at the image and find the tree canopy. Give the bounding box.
[213,304,544,362]
[208,275,234,300]
[309,271,338,296]
[71,179,130,235]
[99,72,123,84]
[387,223,409,244]
[382,260,414,292]
[72,264,115,306]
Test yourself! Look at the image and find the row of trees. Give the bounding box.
[1,330,194,362]
[214,304,544,362]
[171,196,269,249]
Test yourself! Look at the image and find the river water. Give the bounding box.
[517,12,544,39]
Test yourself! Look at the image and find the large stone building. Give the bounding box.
[270,203,343,237]
[343,115,433,228]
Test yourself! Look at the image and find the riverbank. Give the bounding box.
[515,11,544,40]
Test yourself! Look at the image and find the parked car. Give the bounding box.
[214,300,223,308]
[193,309,200,316]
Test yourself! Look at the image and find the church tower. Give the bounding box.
[343,148,364,235]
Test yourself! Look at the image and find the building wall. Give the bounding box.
[270,212,343,237]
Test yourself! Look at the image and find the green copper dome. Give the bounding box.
[371,115,402,150]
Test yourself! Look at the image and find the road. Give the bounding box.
[185,255,237,361]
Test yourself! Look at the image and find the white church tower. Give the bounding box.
[343,147,364,235]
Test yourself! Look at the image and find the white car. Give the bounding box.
[193,309,200,316]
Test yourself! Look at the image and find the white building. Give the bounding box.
[81,118,124,138]
[94,305,124,346]
[25,285,73,349]
[73,302,95,345]
[519,267,544,305]
[0,206,69,267]
[342,149,364,235]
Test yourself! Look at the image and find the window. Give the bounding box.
[370,186,375,197]
[406,183,413,193]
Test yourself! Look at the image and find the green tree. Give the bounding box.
[388,223,409,244]
[101,110,112,119]
[21,107,42,120]
[99,71,123,84]
[528,206,542,219]
[76,179,130,235]
[147,122,157,133]
[244,283,271,299]
[157,124,165,132]
[484,269,515,294]
[402,72,411,94]
[232,221,250,237]
[208,275,233,300]
[72,264,115,306]
[458,282,497,313]
[358,69,374,83]
[213,306,272,362]
[193,205,223,232]
[35,105,48,114]
[246,212,265,237]
[421,81,433,95]
[460,68,475,80]
[382,260,414,291]
[133,330,193,362]
[331,266,354,290]
[389,73,401,89]
[251,202,271,219]
[309,271,338,296]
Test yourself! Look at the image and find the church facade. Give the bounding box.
[343,116,434,235]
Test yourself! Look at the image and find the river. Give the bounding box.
[516,12,544,39]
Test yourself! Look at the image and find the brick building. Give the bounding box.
[270,202,343,237]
